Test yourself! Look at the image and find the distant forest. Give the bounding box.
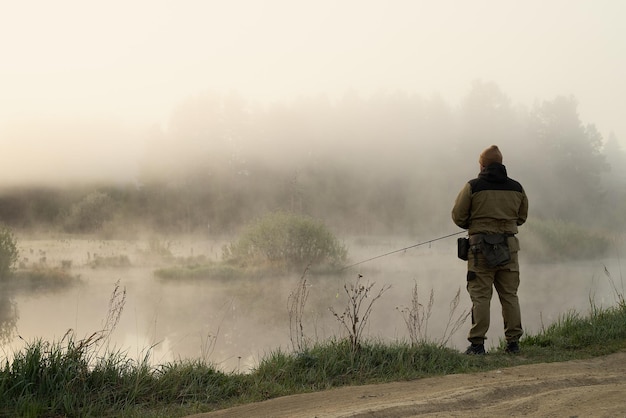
[1,81,625,238]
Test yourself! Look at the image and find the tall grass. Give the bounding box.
[1,269,625,417]
[0,333,240,417]
[524,301,626,352]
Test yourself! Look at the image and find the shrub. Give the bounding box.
[88,255,132,269]
[522,218,611,262]
[11,267,80,292]
[223,211,347,270]
[0,225,18,280]
[63,191,115,233]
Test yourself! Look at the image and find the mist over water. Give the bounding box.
[6,235,624,371]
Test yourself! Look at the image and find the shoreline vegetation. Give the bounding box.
[1,268,624,417]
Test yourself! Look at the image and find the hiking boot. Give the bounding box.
[464,343,486,355]
[505,341,520,354]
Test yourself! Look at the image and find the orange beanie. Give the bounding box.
[479,145,503,167]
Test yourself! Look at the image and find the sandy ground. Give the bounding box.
[188,351,626,418]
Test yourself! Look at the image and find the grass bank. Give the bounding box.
[1,296,625,417]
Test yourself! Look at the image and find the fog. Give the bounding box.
[1,1,626,368]
[1,1,626,185]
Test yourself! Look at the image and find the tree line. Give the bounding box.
[1,81,625,238]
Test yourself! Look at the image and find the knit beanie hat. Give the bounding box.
[479,145,503,167]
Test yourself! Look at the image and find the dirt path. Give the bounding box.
[188,351,626,417]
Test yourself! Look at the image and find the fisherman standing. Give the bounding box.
[451,145,529,355]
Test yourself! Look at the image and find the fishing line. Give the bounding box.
[341,230,466,271]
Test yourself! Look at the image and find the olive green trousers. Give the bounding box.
[466,251,523,345]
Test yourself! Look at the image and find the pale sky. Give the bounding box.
[1,0,625,184]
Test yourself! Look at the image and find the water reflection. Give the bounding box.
[0,291,18,344]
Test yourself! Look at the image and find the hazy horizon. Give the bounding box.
[1,0,625,185]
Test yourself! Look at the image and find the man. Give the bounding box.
[452,145,529,355]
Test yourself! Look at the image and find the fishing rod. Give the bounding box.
[341,230,466,271]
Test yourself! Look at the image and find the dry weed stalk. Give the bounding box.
[56,295,124,368]
[101,279,127,342]
[397,283,434,345]
[397,282,469,347]
[288,265,310,352]
[84,279,128,357]
[330,274,391,352]
[440,287,470,346]
[200,328,219,363]
[603,265,625,308]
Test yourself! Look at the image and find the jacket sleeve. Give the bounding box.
[517,188,529,226]
[451,182,472,229]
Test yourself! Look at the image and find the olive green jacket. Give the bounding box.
[452,163,528,236]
